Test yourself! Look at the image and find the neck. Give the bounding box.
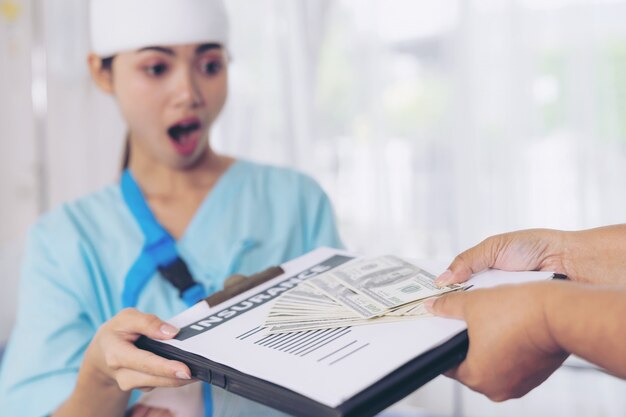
[127,140,231,198]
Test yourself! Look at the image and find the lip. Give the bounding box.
[170,116,202,128]
[167,116,203,156]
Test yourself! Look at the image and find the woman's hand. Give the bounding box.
[82,308,195,392]
[54,309,195,417]
[425,282,569,401]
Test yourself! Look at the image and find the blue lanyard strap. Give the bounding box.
[120,169,205,308]
[121,169,213,417]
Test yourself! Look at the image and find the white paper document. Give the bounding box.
[162,247,553,409]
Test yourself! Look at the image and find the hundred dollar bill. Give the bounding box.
[265,296,438,333]
[278,288,337,304]
[265,312,361,326]
[328,255,464,309]
[385,299,431,317]
[266,315,413,334]
[305,274,388,318]
[268,300,343,313]
[263,255,466,334]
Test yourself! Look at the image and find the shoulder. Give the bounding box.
[28,184,127,248]
[22,184,136,296]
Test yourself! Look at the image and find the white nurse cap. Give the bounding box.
[90,0,229,56]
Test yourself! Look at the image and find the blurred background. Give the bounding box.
[2,0,626,415]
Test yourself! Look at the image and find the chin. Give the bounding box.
[171,149,210,171]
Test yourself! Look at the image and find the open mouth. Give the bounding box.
[167,118,202,155]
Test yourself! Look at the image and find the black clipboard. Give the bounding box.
[137,330,467,417]
[136,330,467,417]
[136,259,470,417]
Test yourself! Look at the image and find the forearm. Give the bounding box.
[545,281,626,378]
[564,224,626,285]
[52,365,131,417]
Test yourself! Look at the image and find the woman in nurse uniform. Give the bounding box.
[0,1,342,416]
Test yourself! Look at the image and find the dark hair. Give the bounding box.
[101,56,114,71]
[99,56,130,173]
[120,133,130,172]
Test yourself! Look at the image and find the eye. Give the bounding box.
[200,60,223,76]
[144,63,168,77]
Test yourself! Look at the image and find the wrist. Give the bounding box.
[55,349,130,417]
[78,346,121,391]
[557,229,579,280]
[519,282,561,355]
[541,281,574,355]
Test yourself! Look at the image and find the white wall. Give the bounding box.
[0,0,38,342]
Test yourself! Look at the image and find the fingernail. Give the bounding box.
[160,323,179,336]
[423,298,436,314]
[175,371,191,380]
[435,270,453,287]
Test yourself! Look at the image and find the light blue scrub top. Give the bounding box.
[0,160,343,417]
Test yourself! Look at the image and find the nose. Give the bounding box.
[173,68,204,109]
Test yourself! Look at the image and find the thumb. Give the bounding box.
[424,292,467,319]
[435,237,501,287]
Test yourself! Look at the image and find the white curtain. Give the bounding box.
[0,0,38,342]
[223,0,626,263]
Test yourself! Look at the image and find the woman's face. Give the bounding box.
[106,43,228,169]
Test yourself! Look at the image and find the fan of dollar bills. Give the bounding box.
[264,255,466,334]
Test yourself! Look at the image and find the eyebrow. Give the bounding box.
[196,43,222,54]
[137,43,223,56]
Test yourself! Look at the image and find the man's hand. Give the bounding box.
[434,229,567,287]
[435,225,626,287]
[425,282,569,401]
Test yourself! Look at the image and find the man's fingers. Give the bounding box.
[443,360,473,388]
[436,236,502,286]
[443,365,460,379]
[435,253,475,287]
[424,292,467,319]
